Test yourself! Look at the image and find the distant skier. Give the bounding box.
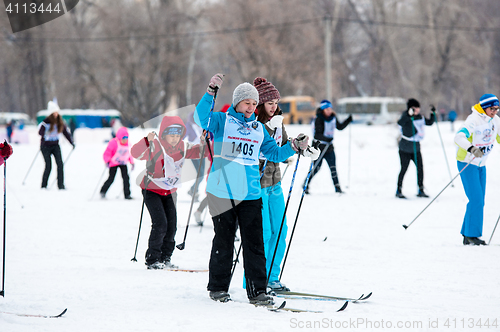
[100,127,135,200]
[395,98,435,199]
[38,101,75,190]
[303,99,352,194]
[131,116,207,270]
[454,93,500,245]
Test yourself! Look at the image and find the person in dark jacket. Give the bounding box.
[304,99,352,194]
[396,98,435,198]
[38,101,74,189]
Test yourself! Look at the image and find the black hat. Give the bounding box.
[407,98,420,110]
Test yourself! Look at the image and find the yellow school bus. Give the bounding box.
[279,96,317,124]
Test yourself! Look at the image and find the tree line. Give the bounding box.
[1,0,499,126]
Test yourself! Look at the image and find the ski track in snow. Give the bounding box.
[0,122,498,332]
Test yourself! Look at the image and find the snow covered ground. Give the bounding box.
[0,120,499,332]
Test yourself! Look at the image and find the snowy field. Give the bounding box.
[0,119,499,332]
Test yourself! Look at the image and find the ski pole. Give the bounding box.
[48,148,75,189]
[265,154,301,286]
[1,158,6,296]
[22,150,40,185]
[432,107,454,187]
[279,141,331,281]
[403,159,474,230]
[176,89,218,251]
[346,124,352,188]
[131,133,157,262]
[488,214,500,245]
[90,166,108,200]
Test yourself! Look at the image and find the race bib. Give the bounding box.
[221,114,263,165]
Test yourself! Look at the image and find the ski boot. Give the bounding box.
[267,280,290,292]
[463,236,486,246]
[249,293,274,305]
[395,187,406,199]
[146,261,166,270]
[209,291,231,303]
[417,188,429,198]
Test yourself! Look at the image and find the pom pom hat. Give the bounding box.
[253,77,280,106]
[232,83,259,107]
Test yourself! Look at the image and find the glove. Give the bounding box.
[468,146,484,158]
[283,157,295,165]
[291,134,309,152]
[302,146,320,160]
[106,162,110,168]
[207,73,224,95]
[268,115,284,130]
[131,164,135,171]
[0,140,13,160]
[408,108,414,116]
[430,104,436,114]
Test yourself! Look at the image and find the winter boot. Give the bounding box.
[395,188,406,199]
[146,261,166,270]
[463,236,486,246]
[267,280,290,292]
[209,291,231,303]
[417,188,429,198]
[249,293,274,305]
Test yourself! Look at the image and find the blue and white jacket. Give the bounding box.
[195,92,295,200]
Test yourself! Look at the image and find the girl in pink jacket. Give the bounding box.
[100,127,135,199]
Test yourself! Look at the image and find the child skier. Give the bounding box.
[100,127,135,199]
[131,116,207,270]
[195,74,317,305]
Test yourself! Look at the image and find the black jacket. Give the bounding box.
[313,109,352,153]
[397,110,435,153]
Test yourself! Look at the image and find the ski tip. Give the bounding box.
[55,308,68,318]
[277,301,286,310]
[361,292,373,300]
[337,301,348,312]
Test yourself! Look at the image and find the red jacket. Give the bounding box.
[131,116,208,196]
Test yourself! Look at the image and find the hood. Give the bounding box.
[116,127,129,140]
[159,115,186,147]
[472,103,487,116]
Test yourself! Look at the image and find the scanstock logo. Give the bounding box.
[4,0,79,33]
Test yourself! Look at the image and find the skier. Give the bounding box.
[131,116,207,269]
[38,101,75,190]
[454,93,500,245]
[395,98,435,199]
[304,99,352,194]
[195,74,317,305]
[100,127,135,200]
[253,77,313,292]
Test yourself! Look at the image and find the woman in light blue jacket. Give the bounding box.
[195,74,311,305]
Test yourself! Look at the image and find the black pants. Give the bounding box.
[397,150,424,189]
[41,145,64,189]
[207,194,267,299]
[100,165,131,198]
[307,147,339,189]
[143,190,177,264]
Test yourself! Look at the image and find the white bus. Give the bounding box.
[336,96,406,125]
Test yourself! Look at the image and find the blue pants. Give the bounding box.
[262,183,288,283]
[458,161,486,237]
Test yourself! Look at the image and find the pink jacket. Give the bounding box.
[103,127,134,167]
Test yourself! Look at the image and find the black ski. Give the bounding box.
[274,290,372,302]
[0,308,67,318]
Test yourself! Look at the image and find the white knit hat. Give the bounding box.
[232,82,259,107]
[47,101,61,113]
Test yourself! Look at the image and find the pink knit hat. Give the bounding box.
[253,77,281,106]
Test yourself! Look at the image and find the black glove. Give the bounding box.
[430,104,436,114]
